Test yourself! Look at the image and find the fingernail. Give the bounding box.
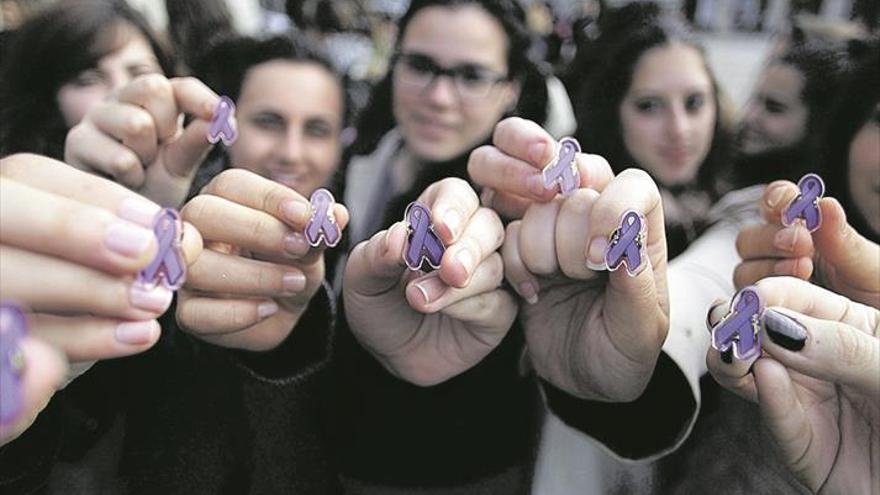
[721,349,733,364]
[706,298,727,331]
[529,141,548,163]
[518,281,539,304]
[765,184,788,210]
[283,232,310,257]
[586,237,608,271]
[444,209,463,239]
[773,227,797,252]
[764,309,807,351]
[413,273,448,304]
[480,187,496,207]
[118,198,160,227]
[258,301,279,319]
[130,285,173,313]
[282,272,307,293]
[281,200,309,224]
[455,249,475,277]
[115,321,159,345]
[105,222,154,258]
[527,173,546,197]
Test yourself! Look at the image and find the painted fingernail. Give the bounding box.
[105,222,154,258]
[115,321,159,345]
[586,236,609,271]
[529,141,548,163]
[413,273,447,304]
[527,173,546,197]
[455,248,475,277]
[706,299,727,331]
[721,349,733,364]
[764,309,807,351]
[130,285,173,313]
[772,227,797,252]
[444,209,463,240]
[518,281,539,304]
[118,198,161,227]
[258,301,279,319]
[765,184,788,210]
[480,187,496,207]
[282,272,307,293]
[283,232,310,257]
[281,200,309,225]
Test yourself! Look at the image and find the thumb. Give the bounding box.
[344,222,410,298]
[813,197,880,306]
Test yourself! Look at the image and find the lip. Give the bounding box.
[269,171,304,189]
[411,113,457,138]
[658,146,692,164]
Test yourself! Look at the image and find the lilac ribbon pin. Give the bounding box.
[605,210,646,276]
[782,173,825,232]
[304,188,341,248]
[542,137,581,196]
[1,302,27,427]
[137,208,186,290]
[404,202,445,271]
[207,96,237,146]
[711,287,764,361]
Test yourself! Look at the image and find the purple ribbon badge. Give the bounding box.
[1,302,27,427]
[304,188,341,248]
[403,202,446,271]
[207,96,237,146]
[782,173,825,232]
[542,137,581,196]
[711,286,764,361]
[137,208,186,290]
[605,210,646,276]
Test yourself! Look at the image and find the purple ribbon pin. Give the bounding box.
[304,188,341,248]
[1,302,27,427]
[711,286,764,361]
[782,173,825,232]
[137,208,186,290]
[605,210,646,276]
[404,202,445,271]
[207,96,237,146]
[542,137,581,196]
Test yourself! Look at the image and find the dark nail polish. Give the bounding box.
[764,309,807,351]
[721,349,733,364]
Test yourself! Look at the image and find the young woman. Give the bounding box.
[0,0,172,159]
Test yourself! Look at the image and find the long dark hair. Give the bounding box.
[0,0,173,159]
[817,38,880,242]
[575,2,732,198]
[347,0,548,157]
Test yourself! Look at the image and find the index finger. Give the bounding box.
[753,276,877,333]
[417,177,480,245]
[760,181,800,225]
[200,169,314,229]
[1,153,161,227]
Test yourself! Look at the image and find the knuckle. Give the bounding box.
[137,74,172,99]
[180,195,212,225]
[834,325,866,365]
[123,113,154,139]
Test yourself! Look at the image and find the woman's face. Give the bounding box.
[56,26,162,127]
[738,63,808,155]
[619,43,717,186]
[392,5,520,162]
[848,105,880,236]
[228,60,343,197]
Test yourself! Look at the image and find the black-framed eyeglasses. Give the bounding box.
[393,52,510,101]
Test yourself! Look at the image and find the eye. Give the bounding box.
[70,69,104,87]
[251,113,285,131]
[634,98,662,113]
[305,119,334,138]
[402,54,437,76]
[764,98,787,114]
[128,64,162,78]
[455,66,492,87]
[685,93,705,113]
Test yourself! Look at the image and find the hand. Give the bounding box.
[467,117,614,220]
[706,277,879,494]
[503,170,670,401]
[343,178,516,386]
[176,169,348,351]
[734,180,880,308]
[65,75,224,208]
[0,154,202,444]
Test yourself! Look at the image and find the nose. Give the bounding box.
[666,103,690,141]
[422,74,458,107]
[278,128,304,166]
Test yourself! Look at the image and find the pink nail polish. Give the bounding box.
[118,198,161,227]
[586,237,609,271]
[115,321,159,345]
[130,285,173,313]
[105,222,154,257]
[258,301,279,319]
[283,232,310,257]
